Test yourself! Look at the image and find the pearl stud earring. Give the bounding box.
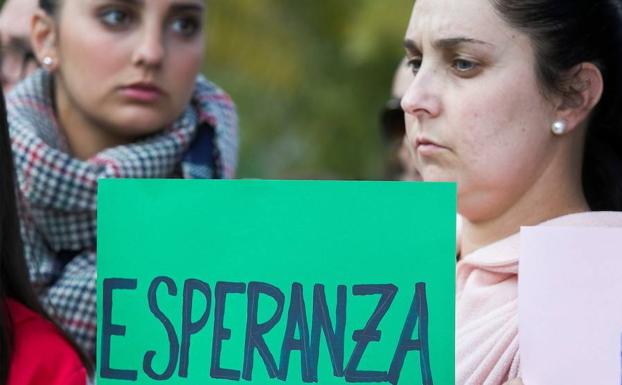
[551,120,567,136]
[42,56,54,68]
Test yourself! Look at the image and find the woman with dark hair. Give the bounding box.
[6,0,238,359]
[401,0,622,384]
[0,87,90,383]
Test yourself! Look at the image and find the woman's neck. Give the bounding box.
[460,145,590,256]
[460,197,589,256]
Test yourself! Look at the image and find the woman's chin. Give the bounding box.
[420,172,457,183]
[107,114,178,138]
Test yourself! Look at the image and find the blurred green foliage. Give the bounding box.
[0,0,413,178]
[204,1,413,179]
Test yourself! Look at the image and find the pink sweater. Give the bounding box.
[455,211,622,385]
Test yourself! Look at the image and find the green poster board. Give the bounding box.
[97,179,456,384]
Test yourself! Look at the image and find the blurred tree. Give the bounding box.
[205,1,413,179]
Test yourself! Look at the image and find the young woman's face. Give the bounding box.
[53,0,205,138]
[402,0,561,221]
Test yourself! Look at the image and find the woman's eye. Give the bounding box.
[100,9,132,28]
[408,57,422,75]
[171,17,201,37]
[453,59,477,72]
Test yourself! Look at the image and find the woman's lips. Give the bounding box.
[120,83,164,103]
[416,137,448,156]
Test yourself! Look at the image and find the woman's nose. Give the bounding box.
[132,25,165,69]
[400,68,442,119]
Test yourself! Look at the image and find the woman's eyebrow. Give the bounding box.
[103,0,204,12]
[403,39,421,55]
[403,37,492,55]
[171,5,204,13]
[433,37,493,50]
[170,1,205,12]
[115,0,143,5]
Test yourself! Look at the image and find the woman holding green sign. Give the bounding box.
[6,0,238,359]
[401,0,622,384]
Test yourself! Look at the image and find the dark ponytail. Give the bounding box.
[0,86,92,381]
[492,0,622,211]
[0,80,41,384]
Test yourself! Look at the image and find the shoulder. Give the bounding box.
[193,75,239,178]
[7,299,87,385]
[540,211,622,227]
[5,69,51,114]
[194,75,235,106]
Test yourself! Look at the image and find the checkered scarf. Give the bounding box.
[7,69,238,358]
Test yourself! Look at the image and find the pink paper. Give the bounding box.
[519,226,622,385]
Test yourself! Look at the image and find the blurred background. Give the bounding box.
[0,0,414,179]
[205,1,413,179]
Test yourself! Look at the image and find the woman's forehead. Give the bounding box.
[60,0,207,20]
[79,0,206,9]
[406,0,513,48]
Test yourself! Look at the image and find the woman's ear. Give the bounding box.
[30,9,58,71]
[555,62,604,133]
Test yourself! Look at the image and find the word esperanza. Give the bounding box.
[100,279,433,384]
